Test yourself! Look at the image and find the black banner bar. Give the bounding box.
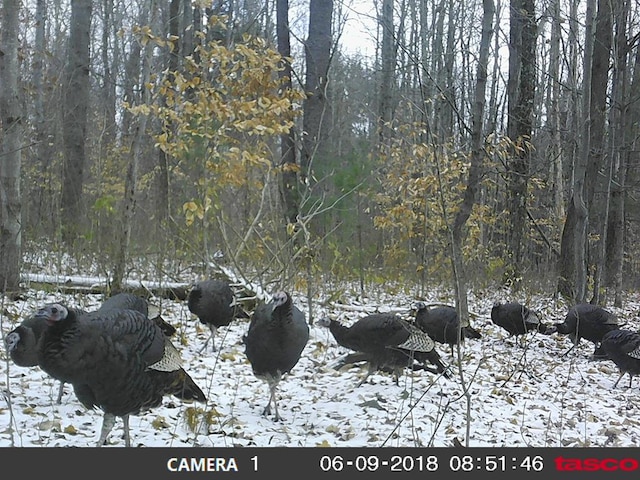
[2,447,639,478]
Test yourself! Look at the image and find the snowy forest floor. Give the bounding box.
[2,279,640,448]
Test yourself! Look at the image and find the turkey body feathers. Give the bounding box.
[35,303,205,446]
[319,313,450,384]
[601,329,640,388]
[99,292,149,316]
[188,280,235,327]
[555,303,620,357]
[188,279,242,351]
[98,292,177,338]
[413,304,481,348]
[244,291,309,421]
[491,302,555,336]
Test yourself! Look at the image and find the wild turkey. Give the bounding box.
[412,303,481,354]
[243,291,309,421]
[601,329,640,388]
[100,292,176,337]
[490,301,556,341]
[34,303,206,447]
[317,312,451,386]
[4,293,175,407]
[4,311,89,404]
[555,303,620,358]
[188,279,245,352]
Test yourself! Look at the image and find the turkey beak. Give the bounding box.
[5,332,18,350]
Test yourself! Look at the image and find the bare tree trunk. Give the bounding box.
[276,0,299,225]
[505,0,536,288]
[299,0,333,323]
[378,0,394,147]
[121,31,141,139]
[61,0,92,243]
[447,0,494,447]
[153,0,182,228]
[111,1,155,293]
[558,0,596,302]
[301,0,333,181]
[32,0,53,230]
[587,0,612,304]
[0,0,23,292]
[547,0,565,220]
[607,1,635,306]
[182,0,194,57]
[450,0,494,328]
[101,0,117,143]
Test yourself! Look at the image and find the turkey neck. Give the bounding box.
[272,301,294,328]
[38,308,82,381]
[327,321,360,351]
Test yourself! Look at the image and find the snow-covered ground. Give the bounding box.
[2,283,640,449]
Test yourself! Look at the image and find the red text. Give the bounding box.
[555,457,639,472]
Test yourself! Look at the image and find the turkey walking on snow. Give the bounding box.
[243,291,309,421]
[188,279,246,352]
[490,302,556,342]
[317,312,451,386]
[554,303,620,358]
[600,329,640,388]
[34,303,206,447]
[412,303,481,355]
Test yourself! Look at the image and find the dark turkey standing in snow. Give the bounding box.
[490,301,556,338]
[601,329,640,388]
[555,303,620,358]
[412,303,481,354]
[4,294,175,407]
[34,303,206,447]
[317,312,451,386]
[243,291,309,421]
[188,279,245,352]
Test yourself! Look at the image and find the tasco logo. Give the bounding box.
[555,457,639,472]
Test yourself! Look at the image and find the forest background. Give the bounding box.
[1,0,640,322]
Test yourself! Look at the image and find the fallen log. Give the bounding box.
[21,272,192,300]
